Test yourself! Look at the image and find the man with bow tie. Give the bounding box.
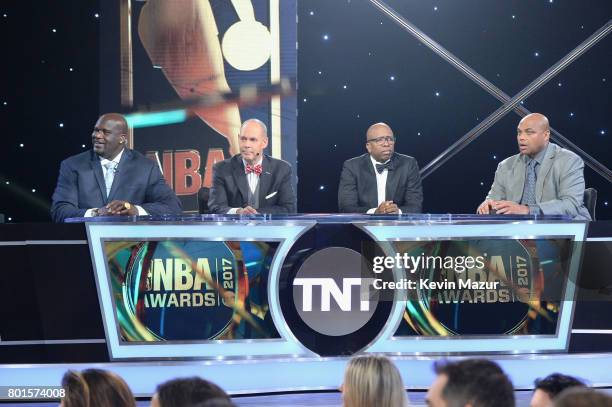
[208,119,296,214]
[338,122,423,214]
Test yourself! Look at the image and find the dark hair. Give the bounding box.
[156,377,230,407]
[433,359,515,407]
[188,398,238,407]
[534,373,585,398]
[61,369,135,407]
[554,387,612,407]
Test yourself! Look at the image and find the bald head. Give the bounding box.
[240,119,268,138]
[92,113,128,159]
[519,113,549,133]
[366,122,393,140]
[99,113,128,134]
[517,113,550,157]
[239,118,268,164]
[366,122,395,162]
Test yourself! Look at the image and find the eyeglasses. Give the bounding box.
[367,136,395,145]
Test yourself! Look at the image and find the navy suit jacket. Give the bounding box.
[51,149,182,222]
[208,154,296,214]
[338,152,423,213]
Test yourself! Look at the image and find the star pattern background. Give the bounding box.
[0,0,609,221]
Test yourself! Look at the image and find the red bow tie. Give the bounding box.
[245,164,262,175]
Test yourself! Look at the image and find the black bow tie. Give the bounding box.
[375,161,393,174]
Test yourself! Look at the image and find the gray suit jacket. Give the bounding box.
[485,143,590,220]
[338,153,423,213]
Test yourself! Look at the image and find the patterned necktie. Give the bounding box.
[375,161,393,174]
[521,159,538,205]
[103,161,117,197]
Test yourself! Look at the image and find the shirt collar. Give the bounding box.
[100,148,124,167]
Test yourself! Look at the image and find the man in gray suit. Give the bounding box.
[338,122,423,214]
[477,113,590,220]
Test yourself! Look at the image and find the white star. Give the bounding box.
[319,185,325,190]
[52,28,57,33]
[434,6,438,11]
[32,189,36,193]
[534,51,539,57]
[8,217,11,221]
[309,11,314,16]
[417,132,421,136]
[600,130,606,135]
[435,91,440,97]
[2,102,6,106]
[82,144,86,148]
[4,181,8,185]
[569,112,574,117]
[390,76,395,81]
[69,67,73,72]
[317,71,322,75]
[94,13,100,18]
[512,15,516,19]
[323,34,329,40]
[19,143,24,147]
[493,155,497,159]
[557,82,562,86]
[343,85,347,89]
[59,123,64,128]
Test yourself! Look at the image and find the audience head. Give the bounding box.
[341,354,408,407]
[61,368,136,407]
[151,377,231,407]
[92,113,129,160]
[426,359,514,407]
[553,387,612,407]
[366,122,395,163]
[238,118,268,164]
[530,373,586,407]
[517,113,550,158]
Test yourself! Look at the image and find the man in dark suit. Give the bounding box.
[338,122,423,214]
[208,119,296,214]
[51,113,182,222]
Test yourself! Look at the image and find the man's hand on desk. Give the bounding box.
[96,200,139,216]
[477,199,495,214]
[375,201,400,214]
[237,206,258,215]
[492,200,529,215]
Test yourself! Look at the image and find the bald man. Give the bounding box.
[338,122,423,214]
[477,113,590,220]
[51,113,181,222]
[208,119,296,214]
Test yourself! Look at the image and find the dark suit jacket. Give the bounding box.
[51,149,182,222]
[208,154,296,214]
[338,153,423,213]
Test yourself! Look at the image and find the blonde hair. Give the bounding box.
[342,355,408,407]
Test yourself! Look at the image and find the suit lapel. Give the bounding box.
[536,144,555,202]
[232,156,250,203]
[362,155,378,208]
[90,152,108,204]
[258,155,273,200]
[509,156,526,203]
[385,154,400,202]
[107,149,130,202]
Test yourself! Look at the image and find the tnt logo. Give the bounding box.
[291,247,379,337]
[293,278,371,312]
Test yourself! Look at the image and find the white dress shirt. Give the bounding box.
[366,155,402,214]
[227,157,263,214]
[85,148,147,217]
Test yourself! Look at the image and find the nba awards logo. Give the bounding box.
[122,241,239,341]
